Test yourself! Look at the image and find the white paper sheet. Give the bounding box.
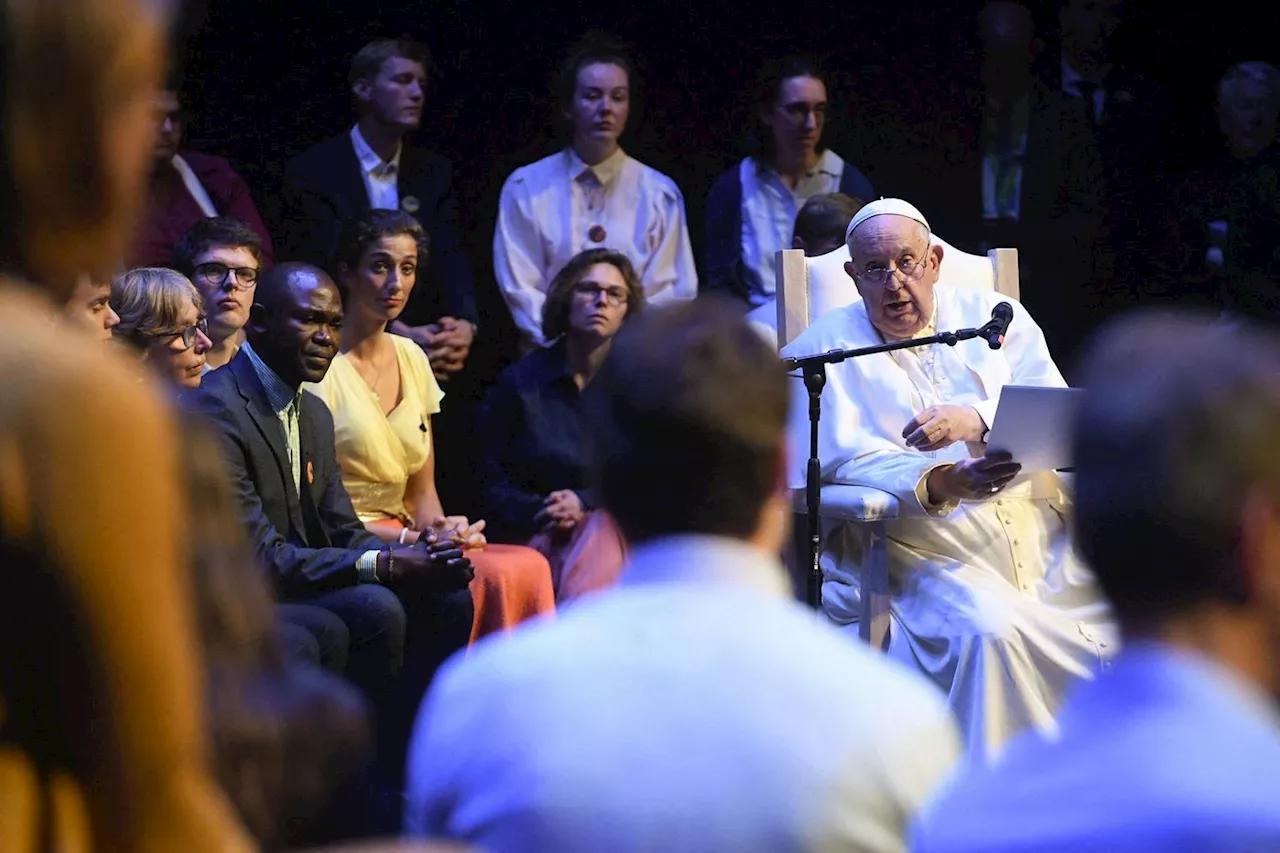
[985,385,1083,472]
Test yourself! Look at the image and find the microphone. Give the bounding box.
[981,302,1014,349]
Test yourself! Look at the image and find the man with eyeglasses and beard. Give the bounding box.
[172,216,265,373]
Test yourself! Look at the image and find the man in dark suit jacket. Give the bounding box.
[193,261,474,782]
[280,39,476,377]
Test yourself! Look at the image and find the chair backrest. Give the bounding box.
[774,239,1020,348]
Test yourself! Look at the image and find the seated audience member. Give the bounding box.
[111,266,213,389]
[705,56,874,309]
[64,274,121,341]
[112,266,352,673]
[179,411,377,849]
[191,261,475,783]
[494,34,697,352]
[745,192,865,341]
[1158,62,1280,321]
[171,216,265,372]
[131,83,274,268]
[480,248,637,601]
[780,198,1116,759]
[310,210,554,641]
[0,0,254,848]
[281,39,477,378]
[912,311,1280,850]
[404,300,961,852]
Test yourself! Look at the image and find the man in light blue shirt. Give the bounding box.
[912,310,1280,852]
[405,299,961,852]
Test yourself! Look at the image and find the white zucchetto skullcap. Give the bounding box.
[845,197,931,244]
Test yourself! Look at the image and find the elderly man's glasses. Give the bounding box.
[194,262,258,290]
[148,316,209,350]
[574,282,628,306]
[853,254,930,286]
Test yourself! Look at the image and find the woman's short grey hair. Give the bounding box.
[111,267,201,349]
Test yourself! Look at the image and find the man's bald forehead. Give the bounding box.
[257,262,339,308]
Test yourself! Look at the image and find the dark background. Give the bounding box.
[173,0,1271,369]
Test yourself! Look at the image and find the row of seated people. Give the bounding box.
[134,12,1280,380]
[72,208,646,792]
[66,189,866,670]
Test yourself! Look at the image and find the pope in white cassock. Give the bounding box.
[780,198,1118,759]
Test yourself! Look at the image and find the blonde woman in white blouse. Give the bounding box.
[494,36,697,352]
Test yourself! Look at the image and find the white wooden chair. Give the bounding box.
[776,239,1020,649]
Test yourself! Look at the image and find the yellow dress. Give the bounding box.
[312,335,445,525]
[310,335,554,641]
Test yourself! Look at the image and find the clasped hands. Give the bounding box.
[380,515,486,590]
[420,515,487,550]
[408,317,474,381]
[902,404,1022,503]
[533,489,584,532]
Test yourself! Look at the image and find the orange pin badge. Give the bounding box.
[306,461,315,485]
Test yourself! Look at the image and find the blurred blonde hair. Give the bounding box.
[111,267,202,348]
[0,0,169,296]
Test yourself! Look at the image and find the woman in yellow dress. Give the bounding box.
[311,210,554,642]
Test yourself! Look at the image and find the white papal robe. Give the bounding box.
[780,284,1117,760]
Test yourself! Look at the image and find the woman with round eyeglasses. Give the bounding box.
[111,267,214,389]
[481,247,642,601]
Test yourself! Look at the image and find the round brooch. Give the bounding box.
[401,195,420,214]
[587,224,607,243]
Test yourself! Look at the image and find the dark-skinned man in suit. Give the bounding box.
[194,261,475,790]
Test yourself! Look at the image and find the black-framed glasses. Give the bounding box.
[573,282,628,306]
[193,262,258,290]
[853,253,930,286]
[148,316,209,350]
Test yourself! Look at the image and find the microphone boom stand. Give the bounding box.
[782,322,1000,609]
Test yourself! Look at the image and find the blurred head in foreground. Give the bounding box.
[586,298,791,554]
[1073,309,1280,697]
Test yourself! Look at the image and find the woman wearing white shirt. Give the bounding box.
[494,38,697,352]
[705,55,876,309]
